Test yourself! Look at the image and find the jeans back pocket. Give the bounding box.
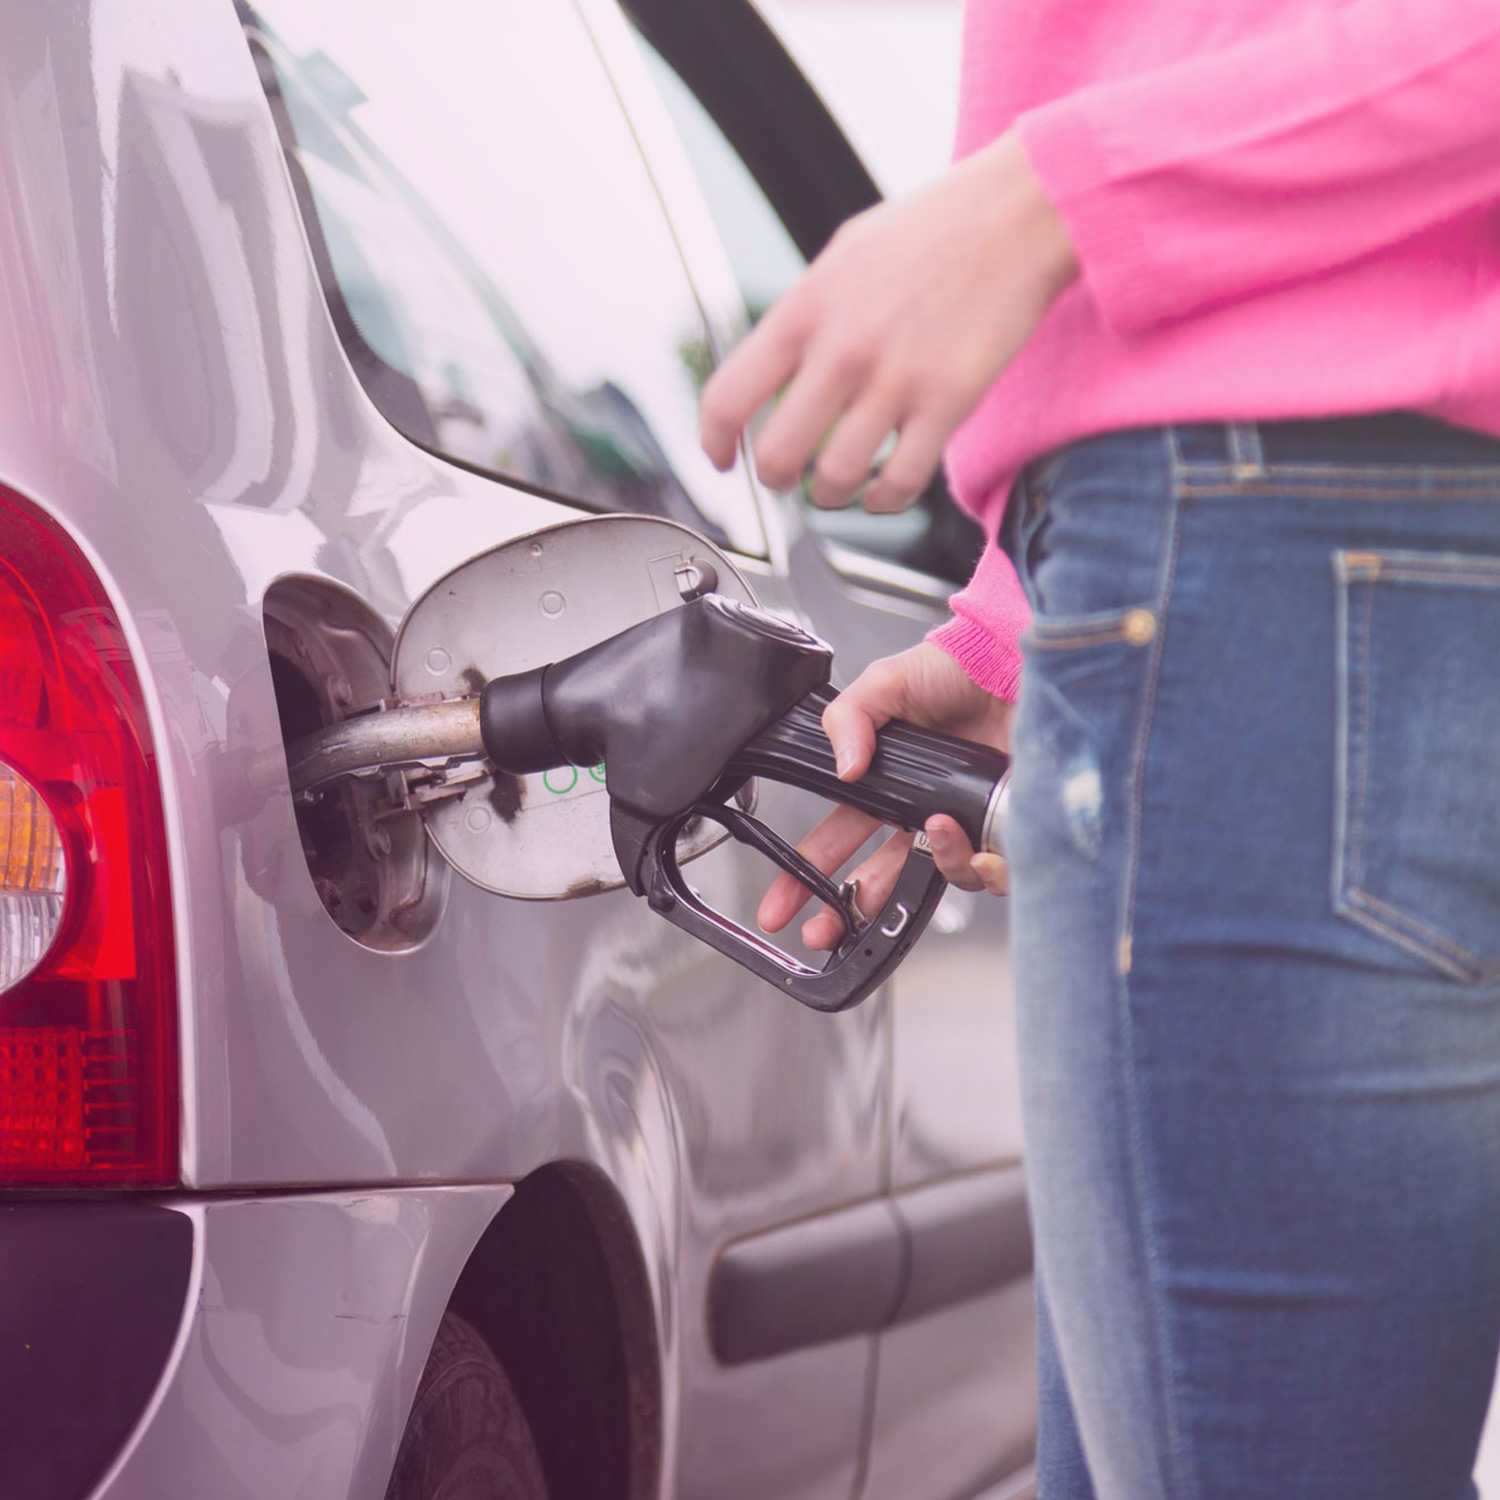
[1335,548,1500,981]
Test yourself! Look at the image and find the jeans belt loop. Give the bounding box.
[1227,421,1267,480]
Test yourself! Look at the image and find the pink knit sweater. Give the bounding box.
[928,0,1500,701]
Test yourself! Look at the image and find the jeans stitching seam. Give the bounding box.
[1115,429,1199,1500]
[1177,483,1500,501]
[1376,569,1500,586]
[1260,463,1500,479]
[1338,898,1482,982]
[1338,552,1362,948]
[1175,464,1500,480]
[1026,624,1132,650]
[1352,581,1374,893]
[1339,548,1500,583]
[1344,889,1483,973]
[1333,562,1485,983]
[1332,556,1352,934]
[1026,633,1127,651]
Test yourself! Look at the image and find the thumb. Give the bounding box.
[822,663,899,782]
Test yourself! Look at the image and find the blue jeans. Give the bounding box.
[1002,415,1500,1500]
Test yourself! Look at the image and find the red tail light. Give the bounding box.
[0,485,178,1185]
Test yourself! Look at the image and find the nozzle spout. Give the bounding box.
[286,697,483,794]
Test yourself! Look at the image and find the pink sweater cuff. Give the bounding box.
[926,540,1031,703]
[928,613,1025,702]
[1016,101,1167,335]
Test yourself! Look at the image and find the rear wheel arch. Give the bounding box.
[441,1162,664,1500]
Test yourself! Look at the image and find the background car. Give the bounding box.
[0,2,1035,1498]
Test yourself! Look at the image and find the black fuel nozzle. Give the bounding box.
[479,594,830,824]
[478,595,1010,1011]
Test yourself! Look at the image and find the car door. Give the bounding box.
[239,3,891,1496]
[594,3,1038,1494]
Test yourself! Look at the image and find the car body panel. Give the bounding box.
[0,2,1034,1496]
[89,1186,510,1500]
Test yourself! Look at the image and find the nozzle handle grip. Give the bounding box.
[730,686,1010,856]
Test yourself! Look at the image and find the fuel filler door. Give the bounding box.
[372,514,756,899]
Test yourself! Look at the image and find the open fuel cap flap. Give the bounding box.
[391,514,757,899]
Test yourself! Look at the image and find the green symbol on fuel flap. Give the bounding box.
[589,764,607,783]
[542,766,579,796]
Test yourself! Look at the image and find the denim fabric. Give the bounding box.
[1002,415,1500,1500]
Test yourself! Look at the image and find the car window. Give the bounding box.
[634,41,807,327]
[630,26,982,588]
[240,0,765,557]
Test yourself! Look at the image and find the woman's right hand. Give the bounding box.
[757,641,1016,952]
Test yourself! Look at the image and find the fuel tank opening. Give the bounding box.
[264,577,446,951]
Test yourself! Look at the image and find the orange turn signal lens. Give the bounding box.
[0,761,68,993]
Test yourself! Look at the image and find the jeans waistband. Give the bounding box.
[1170,412,1500,471]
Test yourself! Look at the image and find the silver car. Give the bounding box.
[0,2,1035,1497]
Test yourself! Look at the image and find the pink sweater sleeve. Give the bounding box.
[926,538,1031,702]
[1015,0,1500,335]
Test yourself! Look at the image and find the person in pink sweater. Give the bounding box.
[701,2,1500,1495]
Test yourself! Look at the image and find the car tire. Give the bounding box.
[385,1312,549,1500]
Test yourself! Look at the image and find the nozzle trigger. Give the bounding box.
[615,801,949,1012]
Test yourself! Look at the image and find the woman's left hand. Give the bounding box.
[699,132,1077,511]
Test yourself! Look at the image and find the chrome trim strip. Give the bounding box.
[819,539,952,608]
